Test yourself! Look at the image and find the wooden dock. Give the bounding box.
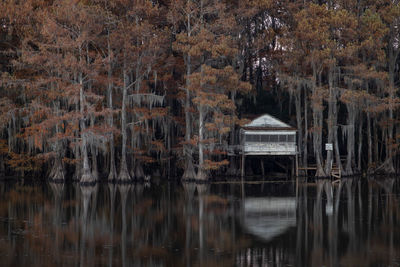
[298,164,341,179]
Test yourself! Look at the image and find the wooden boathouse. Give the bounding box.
[240,114,298,178]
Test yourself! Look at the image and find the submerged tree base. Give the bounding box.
[48,158,66,182]
[80,181,97,186]
[134,164,145,179]
[117,167,132,183]
[113,178,135,184]
[50,179,67,184]
[80,171,97,185]
[196,169,208,181]
[49,173,65,182]
[374,158,396,174]
[182,160,196,180]
[181,178,208,183]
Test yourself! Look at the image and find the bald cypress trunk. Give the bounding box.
[312,64,325,177]
[331,72,343,175]
[182,79,196,171]
[295,80,303,168]
[325,69,334,175]
[344,104,356,176]
[118,55,132,182]
[90,114,99,181]
[357,113,363,172]
[107,31,117,181]
[182,1,196,180]
[79,47,94,184]
[0,155,4,176]
[367,112,372,170]
[227,92,238,176]
[131,62,144,180]
[48,54,66,181]
[197,104,207,180]
[49,101,66,181]
[49,124,66,181]
[303,87,308,168]
[367,81,373,172]
[384,44,397,173]
[374,118,379,165]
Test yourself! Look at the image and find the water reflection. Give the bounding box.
[242,197,296,241]
[294,178,400,267]
[0,178,399,266]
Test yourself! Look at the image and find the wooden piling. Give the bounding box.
[260,158,265,177]
[241,153,245,180]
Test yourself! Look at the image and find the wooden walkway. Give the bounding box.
[298,164,341,179]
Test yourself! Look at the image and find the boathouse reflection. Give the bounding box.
[241,197,296,241]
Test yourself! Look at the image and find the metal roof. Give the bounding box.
[243,114,295,130]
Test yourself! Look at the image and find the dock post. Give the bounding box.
[241,153,245,180]
[291,157,295,177]
[260,158,265,178]
[295,153,299,177]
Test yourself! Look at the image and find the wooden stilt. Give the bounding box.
[241,153,245,180]
[295,176,298,206]
[295,153,299,177]
[260,158,265,178]
[291,157,294,177]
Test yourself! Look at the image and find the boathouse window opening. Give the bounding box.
[245,134,295,143]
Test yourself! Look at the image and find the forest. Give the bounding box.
[0,0,400,182]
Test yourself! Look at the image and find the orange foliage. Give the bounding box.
[203,159,229,170]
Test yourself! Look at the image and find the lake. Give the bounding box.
[0,178,399,266]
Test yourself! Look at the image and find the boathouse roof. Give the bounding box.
[243,114,296,131]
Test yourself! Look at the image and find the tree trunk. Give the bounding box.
[325,69,334,175]
[303,86,308,168]
[48,84,66,181]
[182,56,196,179]
[90,115,99,181]
[381,124,386,162]
[135,161,145,179]
[80,116,92,183]
[373,118,379,164]
[118,56,132,182]
[129,57,143,179]
[367,111,372,171]
[0,155,4,176]
[357,113,363,172]
[332,82,343,175]
[107,32,117,181]
[314,109,325,177]
[197,104,207,180]
[227,93,238,176]
[72,146,82,181]
[80,119,92,183]
[333,122,343,175]
[182,6,196,180]
[385,46,397,173]
[344,103,356,176]
[79,46,94,184]
[92,147,99,181]
[49,155,65,181]
[49,123,65,181]
[295,80,303,167]
[312,64,325,177]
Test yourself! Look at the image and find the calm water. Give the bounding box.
[0,178,400,267]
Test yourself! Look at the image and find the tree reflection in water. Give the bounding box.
[0,178,399,266]
[295,178,400,267]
